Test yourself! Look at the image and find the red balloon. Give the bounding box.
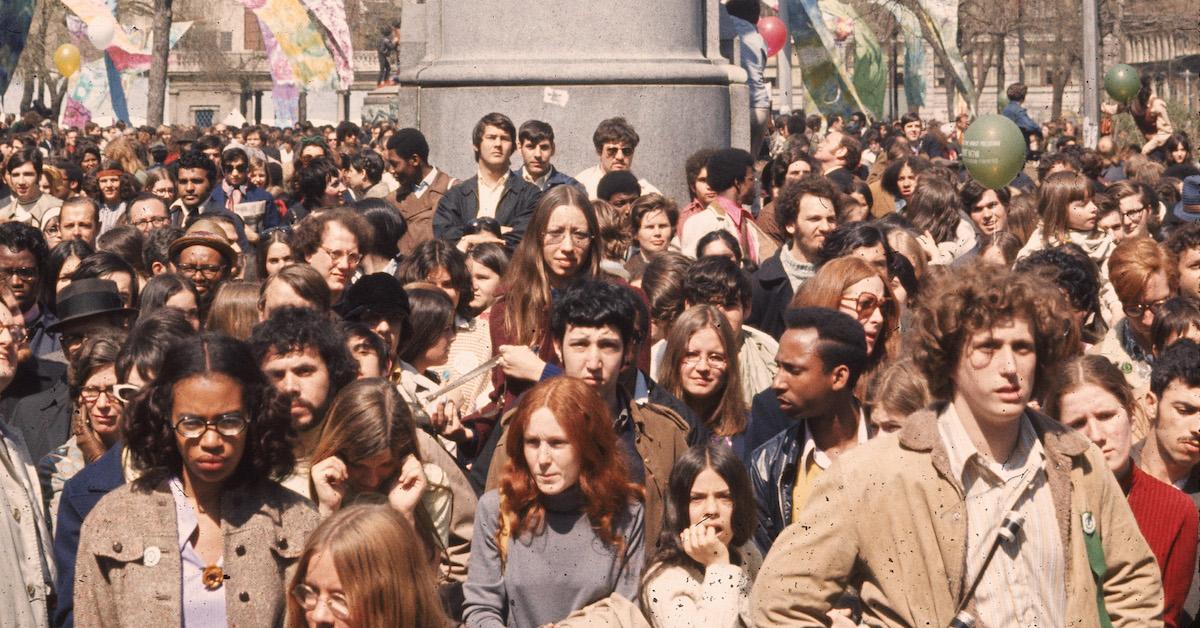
[757,16,788,57]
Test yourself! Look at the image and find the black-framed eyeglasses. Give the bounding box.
[291,584,349,620]
[1123,297,1168,319]
[177,263,227,278]
[173,413,249,438]
[0,266,37,282]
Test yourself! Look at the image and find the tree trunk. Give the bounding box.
[146,0,173,126]
[994,36,1006,112]
[1050,68,1069,121]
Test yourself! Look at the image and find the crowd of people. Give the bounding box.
[0,72,1198,627]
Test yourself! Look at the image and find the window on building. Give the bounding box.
[220,31,233,52]
[194,108,216,127]
[244,9,263,51]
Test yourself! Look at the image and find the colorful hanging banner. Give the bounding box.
[818,0,886,118]
[298,0,354,90]
[236,0,337,90]
[0,0,35,97]
[916,0,975,108]
[782,0,869,118]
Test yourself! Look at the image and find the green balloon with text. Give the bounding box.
[1104,64,1140,102]
[961,115,1026,189]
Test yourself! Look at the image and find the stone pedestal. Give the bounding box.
[395,0,747,202]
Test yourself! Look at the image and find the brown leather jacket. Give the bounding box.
[485,394,689,554]
[394,169,455,256]
[74,479,318,627]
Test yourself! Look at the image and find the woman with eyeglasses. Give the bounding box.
[484,185,604,441]
[656,305,750,459]
[792,256,897,393]
[74,333,318,627]
[37,332,126,523]
[287,504,449,627]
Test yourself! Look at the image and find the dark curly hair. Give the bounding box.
[123,333,297,489]
[1013,244,1100,317]
[773,173,841,234]
[248,306,358,396]
[910,264,1080,401]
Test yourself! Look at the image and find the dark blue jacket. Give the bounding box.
[433,175,540,248]
[748,251,794,341]
[206,183,274,209]
[749,422,803,553]
[510,166,585,193]
[1002,101,1043,157]
[172,195,252,252]
[52,441,126,628]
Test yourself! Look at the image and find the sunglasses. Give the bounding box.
[842,292,891,320]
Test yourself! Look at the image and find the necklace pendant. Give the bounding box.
[202,565,224,590]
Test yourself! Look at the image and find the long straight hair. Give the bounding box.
[657,305,747,436]
[1043,355,1135,424]
[285,504,448,628]
[502,185,602,346]
[1038,171,1092,243]
[499,377,642,551]
[640,444,756,598]
[308,378,443,566]
[905,176,963,243]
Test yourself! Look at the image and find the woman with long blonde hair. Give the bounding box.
[488,185,603,409]
[101,135,148,184]
[657,305,749,458]
[286,504,449,627]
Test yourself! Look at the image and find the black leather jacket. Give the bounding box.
[749,422,803,553]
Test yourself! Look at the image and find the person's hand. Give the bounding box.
[456,232,504,252]
[498,345,547,382]
[680,524,729,567]
[916,231,939,261]
[826,608,858,627]
[311,455,349,516]
[428,398,472,442]
[72,405,105,464]
[387,454,428,520]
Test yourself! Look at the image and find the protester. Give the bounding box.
[463,377,645,628]
[286,504,449,628]
[1046,354,1198,628]
[73,333,319,626]
[641,443,760,627]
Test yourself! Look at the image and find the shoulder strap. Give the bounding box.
[1081,511,1114,628]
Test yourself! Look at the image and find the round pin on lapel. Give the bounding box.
[1081,511,1096,535]
[143,545,161,567]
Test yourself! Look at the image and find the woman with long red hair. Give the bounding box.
[462,377,645,628]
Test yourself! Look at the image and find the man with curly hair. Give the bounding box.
[753,265,1162,627]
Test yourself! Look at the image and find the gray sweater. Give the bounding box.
[463,487,645,628]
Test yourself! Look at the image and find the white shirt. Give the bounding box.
[937,404,1065,627]
[476,169,509,218]
[574,164,661,200]
[412,167,442,199]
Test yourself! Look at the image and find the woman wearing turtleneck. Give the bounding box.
[463,378,644,628]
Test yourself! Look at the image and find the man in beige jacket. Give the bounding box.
[753,265,1163,627]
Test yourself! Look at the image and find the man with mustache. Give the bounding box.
[753,265,1161,627]
[249,306,359,497]
[433,112,540,249]
[1135,339,1200,624]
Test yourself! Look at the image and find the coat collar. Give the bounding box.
[898,402,1089,458]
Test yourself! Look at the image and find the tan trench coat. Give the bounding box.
[752,407,1163,627]
[73,479,319,627]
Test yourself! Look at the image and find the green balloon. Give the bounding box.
[1105,64,1140,102]
[961,115,1026,189]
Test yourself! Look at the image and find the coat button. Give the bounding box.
[112,542,123,553]
[277,538,288,550]
[239,591,250,602]
[235,544,246,556]
[12,508,20,522]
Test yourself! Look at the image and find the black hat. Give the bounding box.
[47,278,136,332]
[334,273,411,321]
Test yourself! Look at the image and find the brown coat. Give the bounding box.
[74,479,319,628]
[394,169,455,256]
[752,407,1163,627]
[484,396,689,555]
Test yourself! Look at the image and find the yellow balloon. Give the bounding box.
[54,44,81,78]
